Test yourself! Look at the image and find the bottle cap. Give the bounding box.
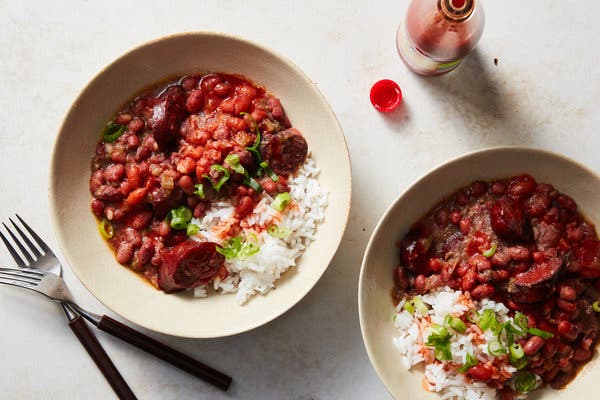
[370,79,402,112]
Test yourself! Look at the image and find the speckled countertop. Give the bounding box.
[1,1,599,399]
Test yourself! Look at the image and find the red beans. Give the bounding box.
[471,283,495,299]
[508,175,537,200]
[467,364,494,382]
[125,187,148,206]
[524,336,545,355]
[91,198,104,217]
[556,299,576,312]
[557,321,579,341]
[572,348,592,362]
[116,242,134,264]
[130,210,152,230]
[558,285,577,301]
[185,89,204,113]
[236,196,255,218]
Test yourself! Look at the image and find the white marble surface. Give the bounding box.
[1,1,599,399]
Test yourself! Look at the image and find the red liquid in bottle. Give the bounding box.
[397,0,485,76]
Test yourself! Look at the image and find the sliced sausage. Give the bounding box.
[147,85,187,146]
[158,241,224,293]
[506,258,562,303]
[259,128,308,175]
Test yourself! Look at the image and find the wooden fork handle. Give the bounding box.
[97,315,232,391]
[69,316,138,400]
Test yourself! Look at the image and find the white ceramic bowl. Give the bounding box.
[359,147,599,399]
[50,32,351,338]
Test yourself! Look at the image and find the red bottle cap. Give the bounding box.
[370,79,402,112]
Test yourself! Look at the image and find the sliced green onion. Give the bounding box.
[272,192,291,212]
[259,161,279,182]
[490,318,503,335]
[98,218,114,239]
[403,300,415,314]
[502,322,516,345]
[478,309,496,331]
[513,312,530,332]
[216,234,260,260]
[593,300,600,312]
[425,325,453,361]
[458,353,478,373]
[267,225,292,238]
[482,242,497,258]
[515,372,537,393]
[246,147,262,164]
[186,224,199,236]
[488,340,507,356]
[434,343,452,361]
[102,121,125,143]
[245,128,262,163]
[527,327,554,339]
[513,356,528,370]
[194,183,205,199]
[203,165,231,192]
[167,205,192,230]
[509,343,525,364]
[247,177,263,193]
[412,296,429,315]
[216,237,242,259]
[224,154,246,174]
[445,315,466,333]
[466,309,480,323]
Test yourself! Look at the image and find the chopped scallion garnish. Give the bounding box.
[458,353,478,373]
[216,234,260,260]
[194,183,205,199]
[403,300,415,314]
[98,218,114,239]
[425,325,453,361]
[203,165,231,192]
[247,177,263,193]
[478,309,496,331]
[186,223,199,237]
[167,205,193,230]
[272,192,291,212]
[527,327,554,339]
[412,297,429,315]
[445,314,466,333]
[509,343,525,365]
[102,121,125,143]
[593,300,600,312]
[224,154,246,174]
[515,372,537,393]
[482,242,497,258]
[513,312,529,333]
[259,161,279,182]
[487,340,507,356]
[267,225,292,238]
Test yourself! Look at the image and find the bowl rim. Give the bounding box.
[358,145,600,397]
[49,31,352,338]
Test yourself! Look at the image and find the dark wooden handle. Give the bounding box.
[69,316,138,400]
[98,315,232,391]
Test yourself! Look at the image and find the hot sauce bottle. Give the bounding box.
[397,0,485,76]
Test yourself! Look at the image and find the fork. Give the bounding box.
[0,215,232,391]
[0,215,137,400]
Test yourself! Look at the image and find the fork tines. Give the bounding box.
[0,267,43,287]
[0,214,48,268]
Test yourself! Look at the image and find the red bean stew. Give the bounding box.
[90,73,307,293]
[393,175,600,392]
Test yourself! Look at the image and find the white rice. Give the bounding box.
[393,287,538,399]
[190,155,327,304]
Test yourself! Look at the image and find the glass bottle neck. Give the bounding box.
[439,0,475,21]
